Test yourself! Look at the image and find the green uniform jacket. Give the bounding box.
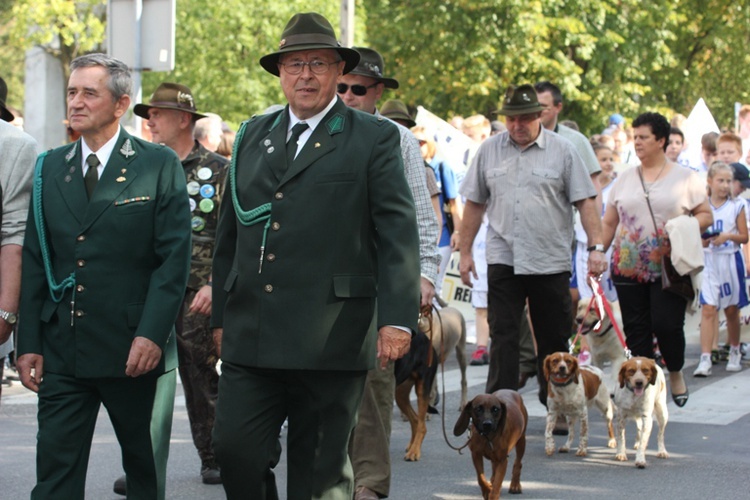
[212,99,420,371]
[18,129,192,378]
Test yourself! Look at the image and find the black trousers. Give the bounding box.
[613,275,687,372]
[486,264,572,405]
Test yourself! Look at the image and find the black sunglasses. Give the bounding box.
[336,83,379,96]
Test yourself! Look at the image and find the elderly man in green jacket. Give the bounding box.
[210,12,421,500]
[17,53,191,500]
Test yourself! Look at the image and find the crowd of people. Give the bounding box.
[1,9,749,500]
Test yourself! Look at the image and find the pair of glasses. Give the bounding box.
[278,60,340,75]
[336,83,379,96]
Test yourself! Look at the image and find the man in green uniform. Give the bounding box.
[17,53,191,500]
[210,12,421,500]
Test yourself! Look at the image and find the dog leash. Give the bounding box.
[429,304,471,454]
[570,277,631,359]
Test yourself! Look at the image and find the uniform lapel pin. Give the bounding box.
[315,142,321,148]
[120,139,135,158]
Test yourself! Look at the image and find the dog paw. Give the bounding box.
[607,438,617,449]
[509,483,522,494]
[558,446,570,454]
[657,450,669,459]
[545,447,555,456]
[615,453,628,462]
[635,460,647,469]
[403,451,421,462]
[575,448,587,457]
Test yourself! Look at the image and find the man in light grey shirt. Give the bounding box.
[458,84,607,406]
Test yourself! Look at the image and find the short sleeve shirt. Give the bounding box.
[608,165,707,282]
[460,127,597,274]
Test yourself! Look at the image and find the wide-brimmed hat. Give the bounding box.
[0,76,14,122]
[260,12,360,76]
[380,99,415,128]
[134,82,206,120]
[497,84,544,116]
[347,47,398,89]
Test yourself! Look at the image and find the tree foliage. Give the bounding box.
[4,0,750,134]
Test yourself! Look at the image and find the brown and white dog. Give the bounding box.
[454,390,528,500]
[613,357,669,468]
[576,299,627,391]
[543,352,616,457]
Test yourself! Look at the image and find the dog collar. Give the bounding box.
[550,375,575,387]
[593,322,614,337]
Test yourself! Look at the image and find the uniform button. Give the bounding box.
[75,310,84,317]
[77,234,86,242]
[274,192,283,200]
[264,284,273,293]
[76,285,85,293]
[267,253,276,262]
[77,259,86,268]
[271,222,280,231]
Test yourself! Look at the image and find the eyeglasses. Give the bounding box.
[278,60,340,75]
[336,83,379,96]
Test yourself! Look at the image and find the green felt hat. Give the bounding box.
[498,84,545,116]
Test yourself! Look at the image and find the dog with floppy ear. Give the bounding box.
[454,390,528,500]
[613,356,669,468]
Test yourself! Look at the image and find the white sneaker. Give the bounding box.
[727,347,742,372]
[693,355,712,377]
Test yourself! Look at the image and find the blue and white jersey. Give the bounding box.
[707,198,746,254]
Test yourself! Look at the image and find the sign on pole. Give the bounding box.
[106,0,176,71]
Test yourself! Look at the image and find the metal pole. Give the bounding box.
[132,0,143,138]
[340,0,354,47]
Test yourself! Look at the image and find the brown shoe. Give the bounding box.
[354,485,380,500]
[552,415,569,436]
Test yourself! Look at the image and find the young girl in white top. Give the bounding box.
[694,162,749,376]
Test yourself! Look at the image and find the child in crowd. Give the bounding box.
[573,142,619,365]
[667,127,685,163]
[698,132,719,172]
[694,162,749,376]
[717,132,744,165]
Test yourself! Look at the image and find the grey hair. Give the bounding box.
[70,53,132,101]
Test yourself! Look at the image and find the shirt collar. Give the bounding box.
[81,126,121,169]
[505,124,546,151]
[287,97,337,134]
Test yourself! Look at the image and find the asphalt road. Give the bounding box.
[3,327,750,499]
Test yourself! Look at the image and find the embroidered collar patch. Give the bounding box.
[120,139,136,158]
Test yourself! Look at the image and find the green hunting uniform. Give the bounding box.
[18,129,191,499]
[211,98,420,499]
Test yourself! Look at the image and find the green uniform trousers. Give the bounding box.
[213,363,367,500]
[32,370,175,500]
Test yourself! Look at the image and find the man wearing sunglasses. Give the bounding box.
[341,47,440,500]
[210,13,420,499]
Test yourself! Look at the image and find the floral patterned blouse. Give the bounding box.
[607,164,707,283]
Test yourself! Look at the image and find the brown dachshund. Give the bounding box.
[454,390,528,499]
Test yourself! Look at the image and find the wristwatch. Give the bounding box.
[0,308,18,325]
[587,244,605,253]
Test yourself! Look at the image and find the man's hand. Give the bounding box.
[188,285,212,316]
[377,326,411,370]
[0,322,12,345]
[125,337,163,377]
[587,250,609,278]
[450,231,460,250]
[212,328,223,358]
[420,277,435,309]
[17,353,44,392]
[459,252,478,287]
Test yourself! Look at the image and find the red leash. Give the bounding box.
[570,277,631,359]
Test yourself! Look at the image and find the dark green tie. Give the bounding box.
[85,154,100,199]
[286,122,309,167]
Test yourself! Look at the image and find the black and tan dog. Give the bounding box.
[454,390,528,499]
[394,331,439,462]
